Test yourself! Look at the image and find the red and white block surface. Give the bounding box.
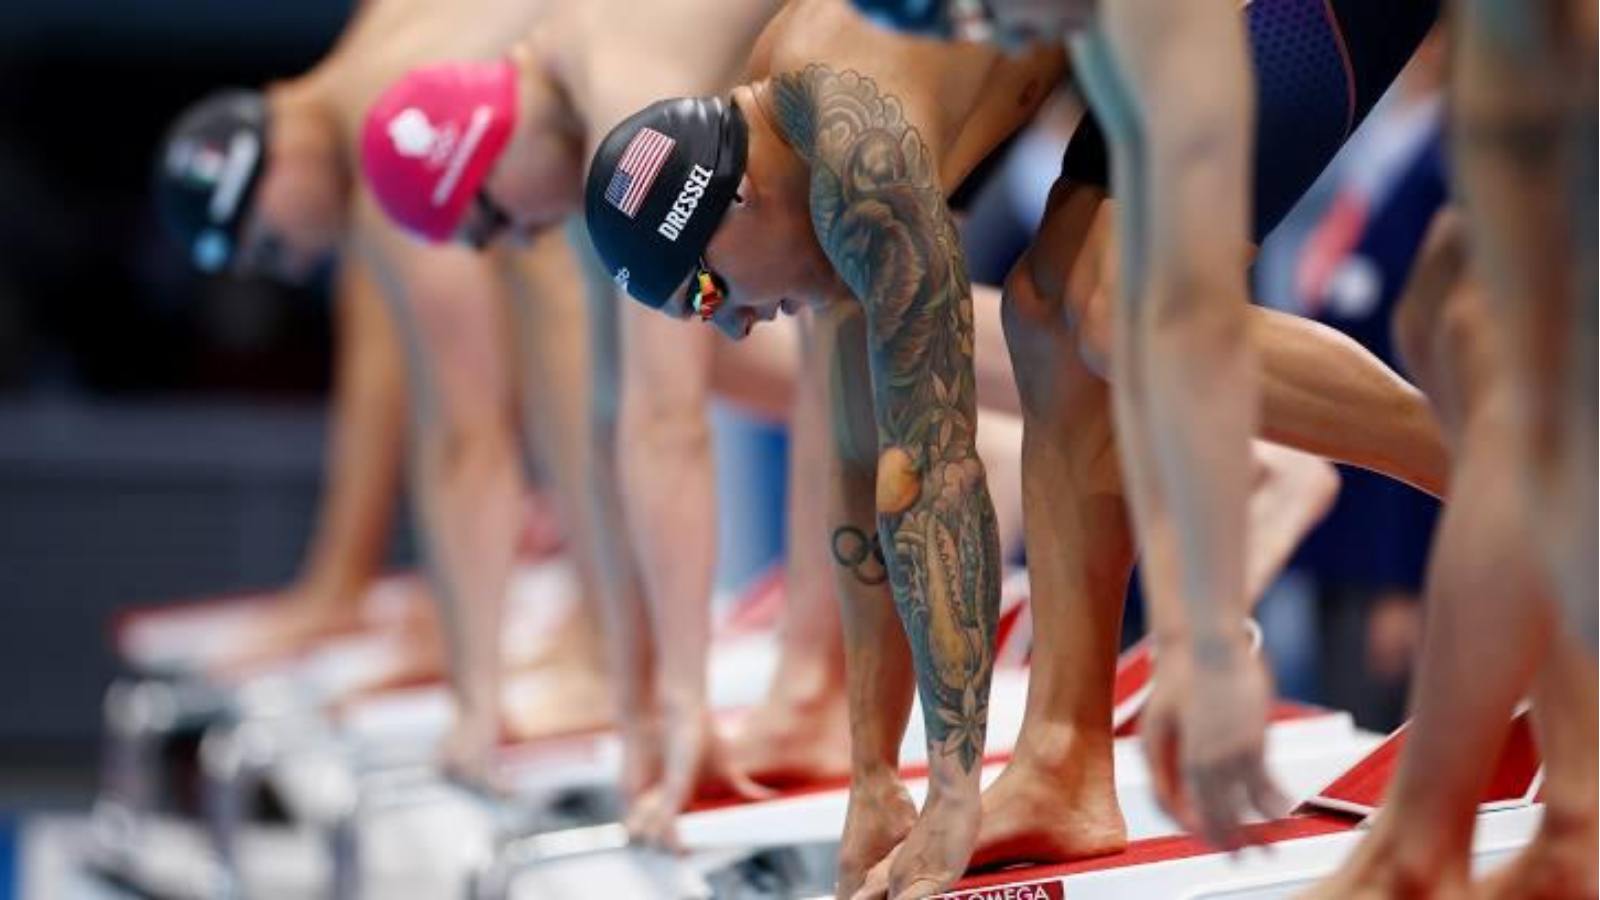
[928,707,1544,900]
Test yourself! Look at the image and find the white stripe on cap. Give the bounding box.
[432,106,492,208]
[208,131,260,224]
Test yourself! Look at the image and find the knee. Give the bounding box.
[1392,296,1437,393]
[1000,256,1057,336]
[1396,212,1465,357]
[419,401,518,489]
[1070,280,1115,380]
[1000,261,1063,408]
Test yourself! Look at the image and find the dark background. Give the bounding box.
[0,1,364,771]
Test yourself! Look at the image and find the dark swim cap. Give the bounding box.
[585,97,747,309]
[851,0,996,40]
[154,90,269,273]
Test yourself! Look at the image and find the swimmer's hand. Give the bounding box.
[1142,636,1291,852]
[847,755,980,900]
[624,706,774,852]
[835,770,917,899]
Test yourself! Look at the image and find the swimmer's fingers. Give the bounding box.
[847,844,900,900]
[1188,757,1252,852]
[624,787,685,854]
[1142,702,1200,834]
[1244,760,1294,824]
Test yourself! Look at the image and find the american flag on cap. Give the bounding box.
[604,127,675,218]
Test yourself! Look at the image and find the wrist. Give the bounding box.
[619,710,661,744]
[656,679,710,718]
[849,758,903,793]
[1153,617,1262,661]
[922,749,983,799]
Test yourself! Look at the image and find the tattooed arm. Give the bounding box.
[772,65,1002,894]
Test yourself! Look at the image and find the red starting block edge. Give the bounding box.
[1303,706,1543,820]
[931,703,1544,898]
[108,570,425,665]
[936,814,1355,900]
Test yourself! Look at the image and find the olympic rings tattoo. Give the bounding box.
[830,525,889,586]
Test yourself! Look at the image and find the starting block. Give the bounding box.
[923,805,1543,900]
[1303,707,1543,819]
[89,558,580,896]
[923,707,1546,900]
[180,564,796,897]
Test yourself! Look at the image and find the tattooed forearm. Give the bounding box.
[832,525,889,586]
[773,65,1002,772]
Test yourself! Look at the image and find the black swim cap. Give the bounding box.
[585,97,747,309]
[851,0,996,40]
[153,90,269,273]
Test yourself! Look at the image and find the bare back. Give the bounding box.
[311,0,557,150]
[754,0,1063,193]
[540,0,787,151]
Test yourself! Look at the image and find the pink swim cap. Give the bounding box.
[361,59,519,243]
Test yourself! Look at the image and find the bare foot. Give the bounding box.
[505,597,601,672]
[1474,810,1598,900]
[333,587,447,700]
[837,773,918,899]
[501,662,616,740]
[210,583,368,677]
[969,753,1127,870]
[1299,819,1472,900]
[731,687,852,788]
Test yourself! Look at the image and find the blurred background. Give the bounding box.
[0,0,359,794]
[0,3,1443,895]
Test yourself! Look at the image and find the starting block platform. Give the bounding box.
[56,677,1543,900]
[925,805,1542,900]
[82,568,1546,900]
[920,704,1547,900]
[46,703,1377,900]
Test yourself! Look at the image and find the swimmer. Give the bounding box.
[153,0,614,787]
